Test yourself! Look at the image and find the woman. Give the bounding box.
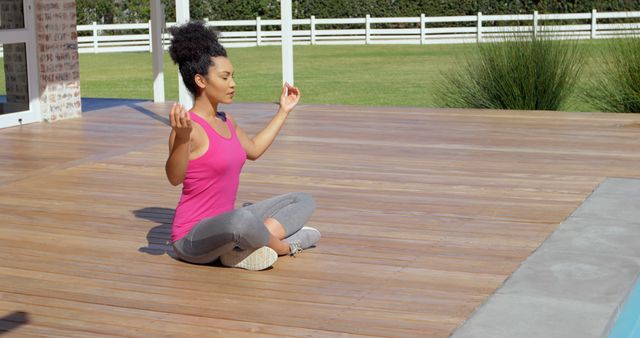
[166,21,320,271]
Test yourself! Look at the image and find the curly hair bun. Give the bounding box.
[168,21,227,65]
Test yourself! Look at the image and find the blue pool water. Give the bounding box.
[609,278,640,338]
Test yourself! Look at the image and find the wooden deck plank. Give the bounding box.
[1,102,640,337]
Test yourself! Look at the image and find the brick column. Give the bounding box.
[35,0,81,121]
[1,0,29,107]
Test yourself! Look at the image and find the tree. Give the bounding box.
[76,0,118,24]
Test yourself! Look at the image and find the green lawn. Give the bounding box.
[0,42,613,112]
[75,44,469,107]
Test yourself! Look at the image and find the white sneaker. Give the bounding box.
[220,246,278,271]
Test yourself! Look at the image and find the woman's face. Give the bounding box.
[199,56,236,104]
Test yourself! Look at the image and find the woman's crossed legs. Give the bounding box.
[172,192,315,264]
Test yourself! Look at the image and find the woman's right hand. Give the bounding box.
[169,103,192,138]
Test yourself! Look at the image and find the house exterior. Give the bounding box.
[1,0,81,128]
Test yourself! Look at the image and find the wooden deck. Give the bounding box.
[1,102,640,337]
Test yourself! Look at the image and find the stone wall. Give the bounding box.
[35,0,81,121]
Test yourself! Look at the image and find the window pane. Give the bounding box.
[0,0,25,30]
[0,42,29,115]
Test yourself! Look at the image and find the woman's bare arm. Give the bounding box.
[233,83,301,160]
[165,103,192,185]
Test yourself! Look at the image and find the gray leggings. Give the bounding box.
[172,192,315,264]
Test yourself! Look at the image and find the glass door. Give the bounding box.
[0,0,40,128]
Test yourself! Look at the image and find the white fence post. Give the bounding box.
[477,12,482,42]
[92,21,98,53]
[420,13,426,44]
[148,20,153,52]
[310,15,316,45]
[256,16,262,46]
[591,9,597,39]
[533,10,539,38]
[150,0,165,103]
[176,0,192,108]
[281,0,294,85]
[365,14,371,44]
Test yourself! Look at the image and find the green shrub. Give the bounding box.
[437,34,584,111]
[584,36,640,113]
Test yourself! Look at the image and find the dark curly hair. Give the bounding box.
[168,21,227,96]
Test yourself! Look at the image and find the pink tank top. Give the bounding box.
[171,112,246,242]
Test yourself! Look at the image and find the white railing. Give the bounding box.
[73,10,640,53]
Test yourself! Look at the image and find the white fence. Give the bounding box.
[74,10,640,53]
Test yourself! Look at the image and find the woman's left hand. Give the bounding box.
[279,82,301,115]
